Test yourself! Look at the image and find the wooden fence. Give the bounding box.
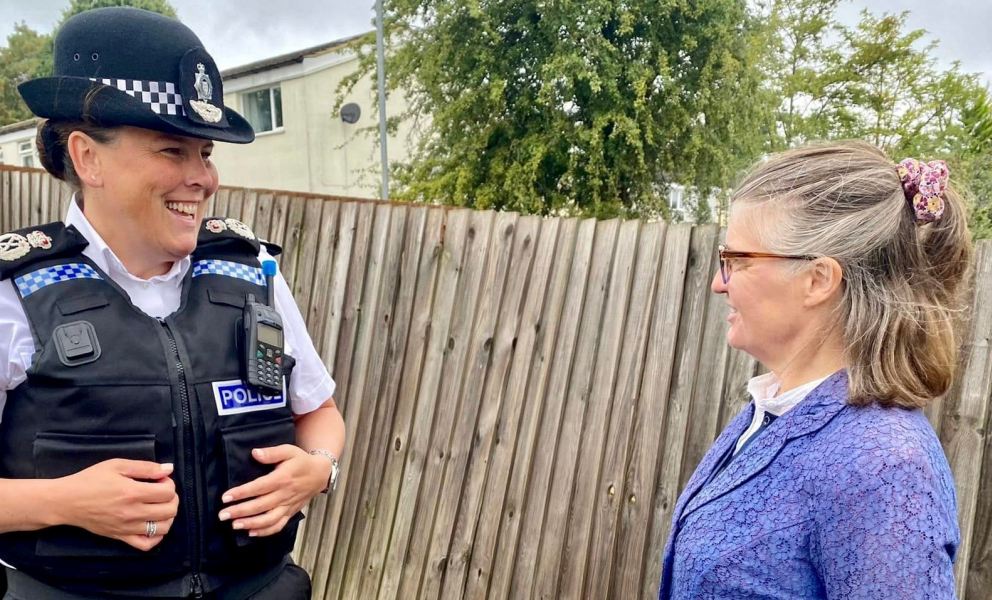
[2,163,991,600]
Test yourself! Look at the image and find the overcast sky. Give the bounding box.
[2,0,990,84]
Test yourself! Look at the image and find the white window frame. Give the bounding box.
[18,141,34,168]
[668,185,685,211]
[240,85,284,135]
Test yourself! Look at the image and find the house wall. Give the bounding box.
[0,126,40,169]
[211,51,414,199]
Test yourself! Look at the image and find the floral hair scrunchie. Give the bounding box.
[896,158,949,225]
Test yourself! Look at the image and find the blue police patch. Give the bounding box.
[15,263,103,297]
[211,379,286,415]
[191,260,265,286]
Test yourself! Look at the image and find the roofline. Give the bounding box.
[221,32,369,80]
[0,117,41,137]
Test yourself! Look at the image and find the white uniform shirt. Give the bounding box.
[0,199,336,420]
[734,372,828,455]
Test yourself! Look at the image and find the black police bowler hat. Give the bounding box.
[18,7,254,144]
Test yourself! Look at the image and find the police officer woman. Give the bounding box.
[0,7,345,599]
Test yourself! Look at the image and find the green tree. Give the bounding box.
[959,87,992,239]
[342,0,771,218]
[0,23,48,126]
[761,0,852,147]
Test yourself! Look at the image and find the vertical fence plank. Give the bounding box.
[226,189,245,232]
[484,217,576,600]
[10,170,21,230]
[239,189,258,230]
[303,201,341,336]
[942,241,992,599]
[31,173,52,225]
[678,231,728,491]
[251,192,274,242]
[329,206,408,600]
[356,208,444,599]
[440,215,542,600]
[296,200,349,586]
[339,207,427,598]
[213,188,231,217]
[292,201,339,565]
[1,170,11,232]
[611,224,691,599]
[19,172,30,228]
[641,224,720,598]
[507,217,597,600]
[420,212,520,600]
[291,198,325,317]
[395,210,494,600]
[557,220,639,599]
[309,201,374,600]
[967,301,992,600]
[376,210,471,600]
[320,203,392,600]
[458,216,562,599]
[267,194,292,261]
[581,221,665,600]
[279,195,308,290]
[532,217,621,599]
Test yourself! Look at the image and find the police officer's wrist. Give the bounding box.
[307,449,339,494]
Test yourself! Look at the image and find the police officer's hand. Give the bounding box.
[61,459,179,551]
[219,445,331,538]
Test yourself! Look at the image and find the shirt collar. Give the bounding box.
[747,371,829,417]
[65,194,190,283]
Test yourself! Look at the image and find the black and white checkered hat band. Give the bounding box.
[89,78,186,116]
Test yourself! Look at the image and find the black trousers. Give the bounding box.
[2,564,311,600]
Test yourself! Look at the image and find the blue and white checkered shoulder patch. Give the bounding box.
[14,264,103,298]
[192,260,265,286]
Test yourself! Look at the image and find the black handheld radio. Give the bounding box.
[241,260,285,396]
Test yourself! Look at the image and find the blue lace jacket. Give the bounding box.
[659,370,960,599]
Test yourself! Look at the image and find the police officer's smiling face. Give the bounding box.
[86,127,218,275]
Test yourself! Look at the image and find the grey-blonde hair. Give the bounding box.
[732,141,973,409]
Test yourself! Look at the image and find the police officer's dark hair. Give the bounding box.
[36,115,121,189]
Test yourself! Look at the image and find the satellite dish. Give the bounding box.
[340,103,362,124]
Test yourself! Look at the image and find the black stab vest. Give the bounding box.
[0,219,301,595]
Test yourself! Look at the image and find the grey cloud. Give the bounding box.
[0,0,374,70]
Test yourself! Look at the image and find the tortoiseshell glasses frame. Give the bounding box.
[718,245,817,284]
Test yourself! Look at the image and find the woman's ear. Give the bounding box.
[67,131,104,188]
[804,257,844,309]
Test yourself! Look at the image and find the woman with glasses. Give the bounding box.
[658,141,971,599]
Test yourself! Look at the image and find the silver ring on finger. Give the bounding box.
[145,520,157,538]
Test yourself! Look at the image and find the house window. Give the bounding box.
[242,86,283,133]
[668,185,684,211]
[0,147,4,164]
[18,141,34,168]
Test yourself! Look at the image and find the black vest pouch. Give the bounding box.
[219,416,304,548]
[34,432,157,558]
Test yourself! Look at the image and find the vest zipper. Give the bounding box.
[161,321,204,598]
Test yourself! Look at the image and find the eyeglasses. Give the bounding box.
[718,244,816,284]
